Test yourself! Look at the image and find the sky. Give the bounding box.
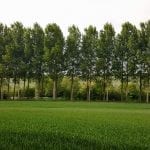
[0,0,149,36]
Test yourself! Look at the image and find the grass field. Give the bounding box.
[0,101,150,150]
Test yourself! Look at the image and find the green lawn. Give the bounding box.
[0,101,150,149]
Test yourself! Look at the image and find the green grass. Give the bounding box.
[0,101,150,149]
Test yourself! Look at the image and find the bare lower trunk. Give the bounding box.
[106,78,109,102]
[53,80,57,100]
[70,74,74,101]
[23,76,26,97]
[103,80,106,101]
[106,89,109,102]
[146,92,149,103]
[27,78,30,90]
[87,79,91,102]
[35,79,40,99]
[125,62,129,101]
[0,77,3,100]
[125,75,128,101]
[13,77,16,100]
[18,79,20,99]
[125,85,128,101]
[26,78,30,99]
[7,78,10,99]
[120,60,123,101]
[121,73,123,101]
[41,76,44,97]
[139,74,142,102]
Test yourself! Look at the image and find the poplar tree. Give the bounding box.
[65,25,81,100]
[119,22,138,101]
[96,23,115,101]
[44,23,64,100]
[32,23,44,98]
[81,26,98,101]
[0,23,5,99]
[11,22,24,99]
[24,28,34,93]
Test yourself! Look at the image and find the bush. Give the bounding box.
[128,84,139,101]
[108,91,121,101]
[24,88,35,98]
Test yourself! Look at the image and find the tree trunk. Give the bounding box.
[70,74,74,101]
[7,78,10,99]
[18,79,20,99]
[121,71,123,102]
[125,61,129,101]
[23,76,26,97]
[146,92,149,103]
[125,81,128,101]
[106,77,109,102]
[0,77,3,100]
[120,57,124,101]
[86,79,91,102]
[125,72,128,101]
[106,89,109,102]
[103,77,106,101]
[35,79,40,99]
[41,76,44,97]
[26,77,30,99]
[0,78,1,100]
[139,73,142,102]
[13,77,16,100]
[53,79,57,100]
[27,78,30,90]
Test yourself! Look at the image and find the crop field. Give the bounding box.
[0,101,150,150]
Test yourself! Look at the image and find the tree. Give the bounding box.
[96,23,115,101]
[80,26,98,101]
[0,23,5,99]
[10,22,24,99]
[32,23,44,98]
[65,25,81,100]
[113,34,125,101]
[44,23,64,100]
[119,22,139,101]
[139,21,150,102]
[2,25,14,98]
[24,28,34,95]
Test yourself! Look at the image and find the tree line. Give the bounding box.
[0,21,149,102]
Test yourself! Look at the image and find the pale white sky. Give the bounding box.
[0,0,149,35]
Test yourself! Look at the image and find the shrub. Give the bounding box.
[24,88,35,98]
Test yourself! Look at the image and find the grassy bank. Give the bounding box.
[0,101,149,149]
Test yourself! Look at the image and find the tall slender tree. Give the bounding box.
[32,23,44,98]
[113,34,125,101]
[96,23,115,101]
[65,25,81,100]
[119,22,138,101]
[0,23,5,99]
[139,21,150,102]
[11,22,24,99]
[44,23,64,100]
[24,28,34,95]
[80,26,98,101]
[2,26,14,98]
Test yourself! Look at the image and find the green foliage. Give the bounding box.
[65,25,81,76]
[24,88,35,98]
[80,25,98,80]
[24,28,34,79]
[32,23,44,80]
[44,23,64,99]
[0,21,149,101]
[44,23,64,80]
